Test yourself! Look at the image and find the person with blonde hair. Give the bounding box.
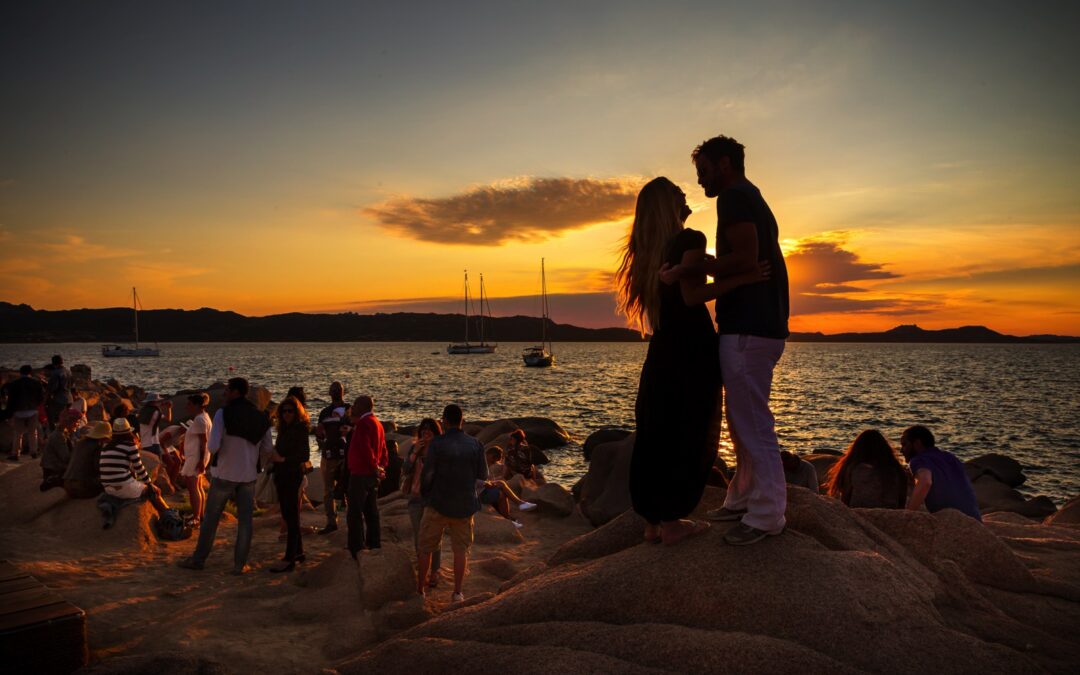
[616,176,768,546]
[268,395,312,572]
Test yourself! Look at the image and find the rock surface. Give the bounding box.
[582,428,631,462]
[574,432,634,526]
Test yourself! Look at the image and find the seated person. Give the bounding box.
[504,430,549,484]
[64,420,112,498]
[900,425,981,520]
[98,418,171,516]
[40,409,80,491]
[826,430,910,509]
[378,439,403,498]
[478,446,537,528]
[781,450,819,493]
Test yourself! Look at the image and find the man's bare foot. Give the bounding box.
[643,524,661,543]
[661,519,710,546]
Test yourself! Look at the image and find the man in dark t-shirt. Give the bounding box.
[900,425,981,521]
[662,135,790,545]
[315,381,350,534]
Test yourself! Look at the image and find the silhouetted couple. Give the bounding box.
[618,134,790,546]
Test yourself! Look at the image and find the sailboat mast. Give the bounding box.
[541,259,548,349]
[479,274,486,347]
[463,271,469,346]
[133,287,140,349]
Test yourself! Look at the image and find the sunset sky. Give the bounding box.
[2,1,1078,335]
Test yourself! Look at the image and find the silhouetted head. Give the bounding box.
[692,135,745,197]
[508,429,526,449]
[353,395,374,415]
[442,404,463,429]
[780,450,801,473]
[329,381,344,401]
[186,392,210,416]
[286,386,307,406]
[226,377,249,401]
[827,429,907,500]
[900,425,935,460]
[416,418,442,442]
[277,395,310,430]
[51,354,64,366]
[486,446,504,464]
[19,365,33,376]
[615,176,690,334]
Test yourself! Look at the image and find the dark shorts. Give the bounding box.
[479,486,501,505]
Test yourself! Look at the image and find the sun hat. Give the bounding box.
[143,393,163,403]
[86,421,113,440]
[112,418,135,435]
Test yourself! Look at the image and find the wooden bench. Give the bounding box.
[0,560,87,672]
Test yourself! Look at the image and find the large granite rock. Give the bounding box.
[338,487,1080,674]
[972,474,1058,519]
[522,483,575,517]
[473,417,571,450]
[582,428,631,462]
[966,453,1027,487]
[1045,495,1080,526]
[574,432,634,526]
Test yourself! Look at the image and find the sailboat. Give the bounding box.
[447,271,497,354]
[523,259,555,367]
[102,287,161,357]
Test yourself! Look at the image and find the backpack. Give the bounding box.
[154,508,193,541]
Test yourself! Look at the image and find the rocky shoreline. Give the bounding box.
[1,366,1078,673]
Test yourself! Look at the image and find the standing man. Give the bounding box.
[3,365,45,461]
[663,135,790,545]
[178,378,272,574]
[45,355,73,431]
[346,395,387,557]
[315,381,350,535]
[417,404,488,602]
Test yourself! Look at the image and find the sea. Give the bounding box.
[2,342,1078,504]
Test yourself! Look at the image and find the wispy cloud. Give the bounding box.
[363,176,645,246]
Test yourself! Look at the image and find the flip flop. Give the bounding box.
[662,520,711,546]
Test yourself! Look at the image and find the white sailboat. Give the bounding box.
[447,271,497,354]
[102,287,161,357]
[523,259,555,367]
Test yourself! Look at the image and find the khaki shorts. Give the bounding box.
[417,508,473,555]
[104,479,149,501]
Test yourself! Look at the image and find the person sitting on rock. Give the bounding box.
[64,420,111,498]
[505,430,549,484]
[417,404,488,602]
[137,394,172,458]
[826,430,909,509]
[98,418,172,516]
[477,446,537,528]
[780,450,819,493]
[900,425,981,521]
[40,408,80,491]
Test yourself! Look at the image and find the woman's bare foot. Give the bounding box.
[643,523,662,543]
[661,519,710,546]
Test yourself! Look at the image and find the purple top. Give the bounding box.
[909,448,982,521]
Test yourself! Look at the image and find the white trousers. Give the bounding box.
[720,334,787,532]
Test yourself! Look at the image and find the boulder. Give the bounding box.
[473,510,525,545]
[523,483,575,517]
[510,416,572,449]
[477,554,520,580]
[247,385,272,412]
[574,432,634,526]
[1046,496,1080,526]
[357,544,417,611]
[966,453,1026,488]
[804,453,839,489]
[972,474,1057,518]
[475,420,521,446]
[582,428,631,462]
[548,509,646,566]
[70,363,92,383]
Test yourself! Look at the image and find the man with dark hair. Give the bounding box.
[900,426,981,520]
[664,134,790,546]
[505,429,549,484]
[45,355,73,431]
[315,381,350,534]
[345,395,387,557]
[3,365,45,461]
[178,377,273,573]
[417,403,488,602]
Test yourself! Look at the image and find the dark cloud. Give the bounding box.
[363,176,644,246]
[924,263,1080,287]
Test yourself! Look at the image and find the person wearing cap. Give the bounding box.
[98,418,171,514]
[2,365,45,461]
[138,393,173,458]
[64,421,112,498]
[40,408,80,491]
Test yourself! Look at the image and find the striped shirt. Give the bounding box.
[99,442,150,486]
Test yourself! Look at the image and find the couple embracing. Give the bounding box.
[616,134,790,547]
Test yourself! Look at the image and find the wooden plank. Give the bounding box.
[0,587,65,616]
[0,561,28,582]
[0,577,41,594]
[0,601,84,633]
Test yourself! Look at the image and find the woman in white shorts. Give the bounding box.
[180,393,212,525]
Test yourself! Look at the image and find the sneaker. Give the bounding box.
[451,592,465,603]
[518,501,538,512]
[705,507,746,522]
[318,523,338,535]
[177,557,204,571]
[723,523,782,546]
[511,520,524,529]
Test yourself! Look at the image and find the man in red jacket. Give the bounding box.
[346,395,387,557]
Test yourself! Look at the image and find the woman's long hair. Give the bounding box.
[276,395,310,432]
[827,429,907,505]
[615,177,685,334]
[413,418,442,457]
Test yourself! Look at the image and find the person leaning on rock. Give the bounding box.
[505,429,549,484]
[900,425,981,521]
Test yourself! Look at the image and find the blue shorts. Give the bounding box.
[479,486,501,505]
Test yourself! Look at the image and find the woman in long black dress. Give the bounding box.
[616,177,767,545]
[269,395,310,572]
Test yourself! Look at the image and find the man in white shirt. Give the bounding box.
[178,378,271,574]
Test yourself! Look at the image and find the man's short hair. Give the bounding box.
[227,377,249,397]
[509,429,526,443]
[442,404,463,426]
[329,381,344,399]
[188,392,210,408]
[691,134,746,173]
[903,425,936,448]
[352,395,374,413]
[51,354,63,366]
[19,365,33,375]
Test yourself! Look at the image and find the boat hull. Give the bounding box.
[522,348,554,367]
[102,346,160,357]
[447,344,497,354]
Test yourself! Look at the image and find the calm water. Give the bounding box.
[3,342,1078,503]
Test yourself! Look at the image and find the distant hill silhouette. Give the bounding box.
[1,304,1075,344]
[0,302,643,343]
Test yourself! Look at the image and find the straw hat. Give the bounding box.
[143,393,163,404]
[111,418,135,435]
[86,421,113,440]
